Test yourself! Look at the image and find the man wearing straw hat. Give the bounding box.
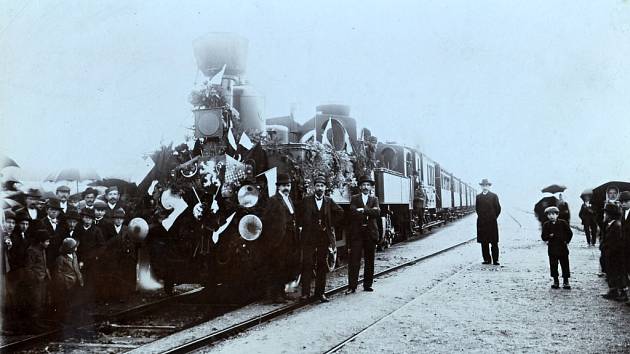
[476,178,502,265]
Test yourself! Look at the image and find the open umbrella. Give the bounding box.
[534,196,559,224]
[1,198,22,210]
[0,153,19,169]
[88,178,138,196]
[541,184,567,194]
[47,168,101,194]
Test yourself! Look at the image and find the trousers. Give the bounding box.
[549,253,570,278]
[481,241,499,263]
[348,233,376,290]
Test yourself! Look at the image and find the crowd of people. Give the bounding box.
[1,185,137,332]
[536,186,630,296]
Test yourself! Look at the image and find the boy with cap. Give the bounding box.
[541,206,573,289]
[64,209,81,238]
[600,202,627,301]
[52,237,83,322]
[579,193,598,246]
[24,229,51,329]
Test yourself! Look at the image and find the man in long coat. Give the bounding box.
[476,178,501,265]
[299,175,343,302]
[347,175,381,293]
[262,173,298,303]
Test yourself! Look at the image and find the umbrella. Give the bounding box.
[1,198,22,210]
[541,184,567,194]
[534,196,559,224]
[47,168,101,194]
[88,178,138,196]
[0,153,19,169]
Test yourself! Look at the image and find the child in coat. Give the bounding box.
[541,206,573,289]
[52,238,83,321]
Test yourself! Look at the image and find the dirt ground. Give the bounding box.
[193,210,630,354]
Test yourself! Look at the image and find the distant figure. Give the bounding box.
[579,194,598,246]
[541,206,572,289]
[557,193,570,223]
[476,179,501,265]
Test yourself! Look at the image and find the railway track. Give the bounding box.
[159,234,476,354]
[0,287,218,353]
[2,213,473,353]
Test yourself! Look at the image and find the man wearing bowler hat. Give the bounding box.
[24,188,45,222]
[75,208,105,301]
[476,178,502,265]
[299,175,344,302]
[79,187,98,211]
[36,198,68,271]
[347,175,381,294]
[262,172,299,303]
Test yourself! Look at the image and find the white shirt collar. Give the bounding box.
[361,193,369,205]
[115,224,122,233]
[28,208,38,218]
[625,209,630,220]
[108,202,117,209]
[315,196,323,210]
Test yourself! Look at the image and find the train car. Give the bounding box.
[453,176,462,213]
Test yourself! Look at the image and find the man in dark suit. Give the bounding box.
[35,198,68,271]
[299,175,344,302]
[55,185,71,215]
[579,194,598,246]
[347,175,381,293]
[24,188,45,222]
[262,173,298,303]
[75,208,105,302]
[476,178,501,265]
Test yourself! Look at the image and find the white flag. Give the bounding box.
[209,64,226,86]
[321,117,333,147]
[239,132,254,150]
[257,167,277,197]
[227,126,238,150]
[299,129,316,143]
[344,132,354,154]
[212,212,237,244]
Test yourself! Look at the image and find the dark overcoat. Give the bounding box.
[476,192,501,243]
[540,219,572,256]
[35,218,68,270]
[349,193,381,242]
[300,195,344,248]
[578,203,598,226]
[603,220,625,277]
[262,193,299,282]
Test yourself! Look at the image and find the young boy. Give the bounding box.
[52,237,83,322]
[541,206,573,289]
[579,193,598,246]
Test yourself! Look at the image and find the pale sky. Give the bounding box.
[1,0,629,211]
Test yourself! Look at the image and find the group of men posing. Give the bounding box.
[262,173,381,303]
[1,185,137,331]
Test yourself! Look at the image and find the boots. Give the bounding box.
[602,289,618,300]
[562,278,571,290]
[551,277,560,289]
[615,288,628,302]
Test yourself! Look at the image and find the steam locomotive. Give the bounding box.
[143,33,476,300]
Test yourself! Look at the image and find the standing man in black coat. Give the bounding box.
[476,178,501,265]
[35,198,68,271]
[346,175,381,294]
[299,175,344,303]
[618,191,630,306]
[579,193,598,246]
[262,173,298,303]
